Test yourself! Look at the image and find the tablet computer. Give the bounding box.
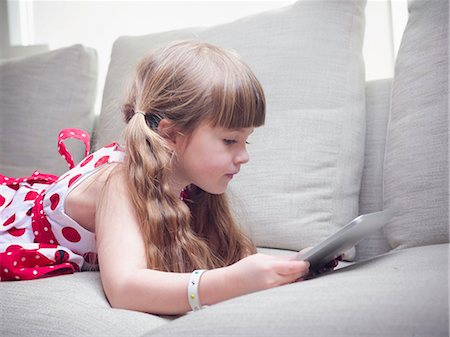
[292,209,395,270]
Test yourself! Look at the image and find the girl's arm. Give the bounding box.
[96,166,309,315]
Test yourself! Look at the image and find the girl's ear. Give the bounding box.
[157,119,183,147]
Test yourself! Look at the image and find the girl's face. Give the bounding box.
[173,121,254,194]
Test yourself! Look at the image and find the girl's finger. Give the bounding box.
[275,260,310,276]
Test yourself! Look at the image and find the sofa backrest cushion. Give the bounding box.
[0,45,98,177]
[356,79,393,261]
[96,0,367,254]
[383,0,449,248]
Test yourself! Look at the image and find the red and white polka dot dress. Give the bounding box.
[0,129,125,281]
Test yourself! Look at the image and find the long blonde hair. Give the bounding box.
[121,40,265,272]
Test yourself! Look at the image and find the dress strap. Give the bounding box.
[57,129,91,169]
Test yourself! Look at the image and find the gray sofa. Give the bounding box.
[0,1,448,336]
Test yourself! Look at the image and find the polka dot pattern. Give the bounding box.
[68,174,82,188]
[24,191,39,201]
[61,227,81,243]
[57,129,91,169]
[1,128,125,281]
[7,227,26,237]
[80,154,94,167]
[94,156,110,168]
[49,193,60,211]
[0,244,80,281]
[3,214,15,227]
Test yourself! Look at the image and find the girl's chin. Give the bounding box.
[199,184,229,195]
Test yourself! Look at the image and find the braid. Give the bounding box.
[123,112,217,272]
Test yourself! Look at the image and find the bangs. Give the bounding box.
[143,41,266,132]
[207,61,266,129]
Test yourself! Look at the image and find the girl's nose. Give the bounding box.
[235,148,250,165]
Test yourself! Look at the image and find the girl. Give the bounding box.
[0,41,310,315]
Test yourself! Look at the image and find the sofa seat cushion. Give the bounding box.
[0,272,172,337]
[144,243,449,337]
[2,244,446,337]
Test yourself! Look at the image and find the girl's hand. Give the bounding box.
[309,254,343,277]
[227,253,310,295]
[296,247,343,280]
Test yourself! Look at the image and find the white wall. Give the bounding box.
[6,0,408,108]
[364,0,408,80]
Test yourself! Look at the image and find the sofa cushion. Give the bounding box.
[96,0,367,254]
[0,272,171,337]
[356,79,392,261]
[383,0,449,249]
[0,45,98,177]
[144,243,449,337]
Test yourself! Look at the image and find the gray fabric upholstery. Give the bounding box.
[143,244,449,337]
[383,0,449,249]
[0,45,98,177]
[95,0,367,256]
[0,1,448,336]
[356,79,392,261]
[0,272,171,337]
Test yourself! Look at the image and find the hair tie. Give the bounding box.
[135,110,162,130]
[135,111,146,117]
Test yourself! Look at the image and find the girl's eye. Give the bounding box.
[223,139,237,145]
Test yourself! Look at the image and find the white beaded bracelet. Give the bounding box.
[188,269,207,311]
